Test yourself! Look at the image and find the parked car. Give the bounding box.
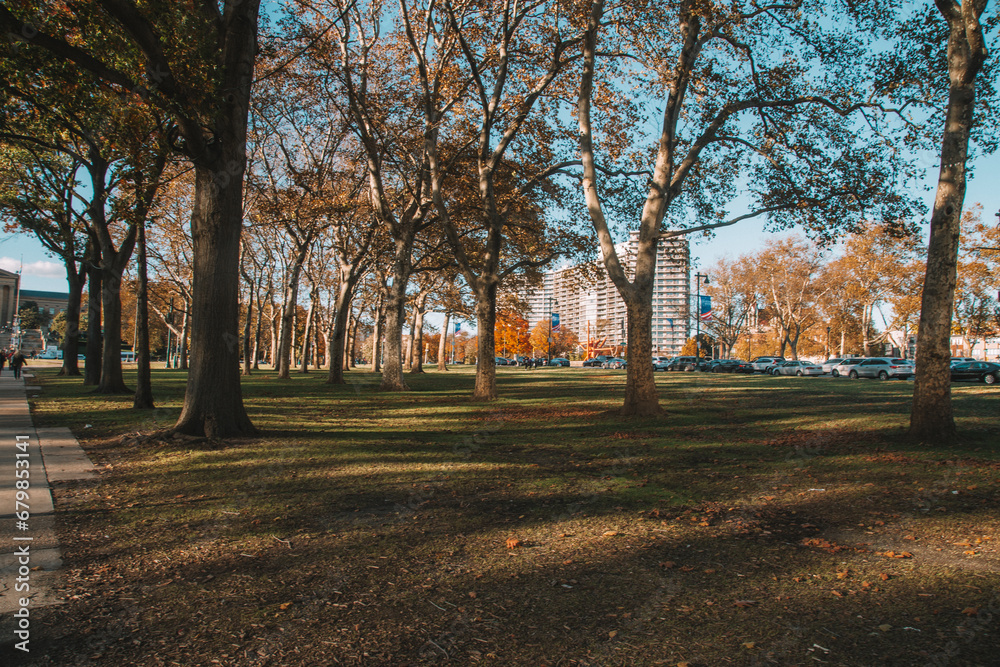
[37,348,62,360]
[847,357,914,380]
[734,360,755,373]
[820,357,860,374]
[602,357,627,369]
[652,356,672,371]
[583,355,610,367]
[707,359,743,373]
[749,356,785,373]
[950,357,977,366]
[950,361,1000,385]
[830,358,864,377]
[772,360,824,376]
[667,356,707,372]
[549,357,570,367]
[495,356,509,366]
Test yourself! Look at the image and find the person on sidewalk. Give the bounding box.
[10,349,26,379]
[0,350,6,376]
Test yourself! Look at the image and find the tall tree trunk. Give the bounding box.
[83,256,102,386]
[173,160,257,437]
[380,243,413,391]
[410,291,429,374]
[133,220,154,408]
[251,292,263,370]
[94,267,130,394]
[910,2,986,443]
[179,308,189,370]
[473,286,498,400]
[405,304,418,370]
[437,312,450,371]
[372,295,384,373]
[348,313,359,369]
[622,292,660,415]
[326,280,357,384]
[276,250,308,378]
[59,258,85,377]
[300,287,317,373]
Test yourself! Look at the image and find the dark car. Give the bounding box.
[549,357,570,367]
[734,360,754,373]
[707,359,743,373]
[583,355,610,367]
[950,361,1000,385]
[666,356,707,372]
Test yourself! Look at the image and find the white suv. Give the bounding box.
[750,356,785,373]
[848,358,914,380]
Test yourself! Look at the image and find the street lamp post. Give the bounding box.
[826,326,831,359]
[547,296,558,364]
[694,272,709,358]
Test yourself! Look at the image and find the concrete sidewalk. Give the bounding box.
[0,371,98,620]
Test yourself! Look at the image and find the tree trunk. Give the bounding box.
[410,293,428,374]
[93,267,130,394]
[251,290,263,370]
[173,160,257,437]
[349,313,359,368]
[910,5,984,443]
[179,308,189,370]
[437,312,450,371]
[380,243,412,391]
[473,286,498,400]
[59,259,85,377]
[276,249,308,378]
[133,220,154,408]
[300,287,317,373]
[241,272,254,377]
[622,294,661,415]
[405,304,418,370]
[326,280,356,384]
[83,258,102,386]
[372,295,383,373]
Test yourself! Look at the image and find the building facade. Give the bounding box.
[0,268,21,328]
[526,234,691,356]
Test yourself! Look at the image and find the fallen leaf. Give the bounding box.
[505,538,523,549]
[879,573,890,581]
[734,600,756,608]
[953,541,973,547]
[883,551,913,559]
[862,581,872,589]
[962,607,979,616]
[878,624,892,632]
[660,561,676,569]
[468,591,477,598]
[603,531,619,537]
[608,630,618,639]
[963,550,978,556]
[742,641,756,649]
[704,568,717,574]
[836,570,850,580]
[279,602,292,610]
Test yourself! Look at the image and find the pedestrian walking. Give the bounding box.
[10,349,26,379]
[0,351,7,376]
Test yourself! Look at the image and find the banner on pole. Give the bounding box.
[699,295,712,321]
[551,313,560,333]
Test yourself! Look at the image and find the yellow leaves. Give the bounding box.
[881,550,913,559]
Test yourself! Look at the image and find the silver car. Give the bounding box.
[848,357,914,380]
[773,360,824,376]
[830,358,864,377]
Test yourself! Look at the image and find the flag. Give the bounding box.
[454,321,461,333]
[699,295,712,321]
[551,312,561,333]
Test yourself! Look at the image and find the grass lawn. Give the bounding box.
[9,365,1000,666]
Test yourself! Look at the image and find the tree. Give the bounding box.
[757,237,828,360]
[905,0,994,441]
[1,0,264,436]
[576,0,919,415]
[703,259,755,358]
[954,206,1000,352]
[826,223,920,355]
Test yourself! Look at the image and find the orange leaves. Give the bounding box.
[733,600,756,608]
[505,538,523,549]
[881,550,913,559]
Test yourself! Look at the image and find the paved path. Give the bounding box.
[0,371,97,626]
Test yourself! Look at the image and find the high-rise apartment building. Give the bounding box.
[526,233,690,356]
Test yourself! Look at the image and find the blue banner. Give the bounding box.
[454,321,461,333]
[699,295,712,321]
[551,313,560,332]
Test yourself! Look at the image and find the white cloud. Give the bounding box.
[0,257,65,279]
